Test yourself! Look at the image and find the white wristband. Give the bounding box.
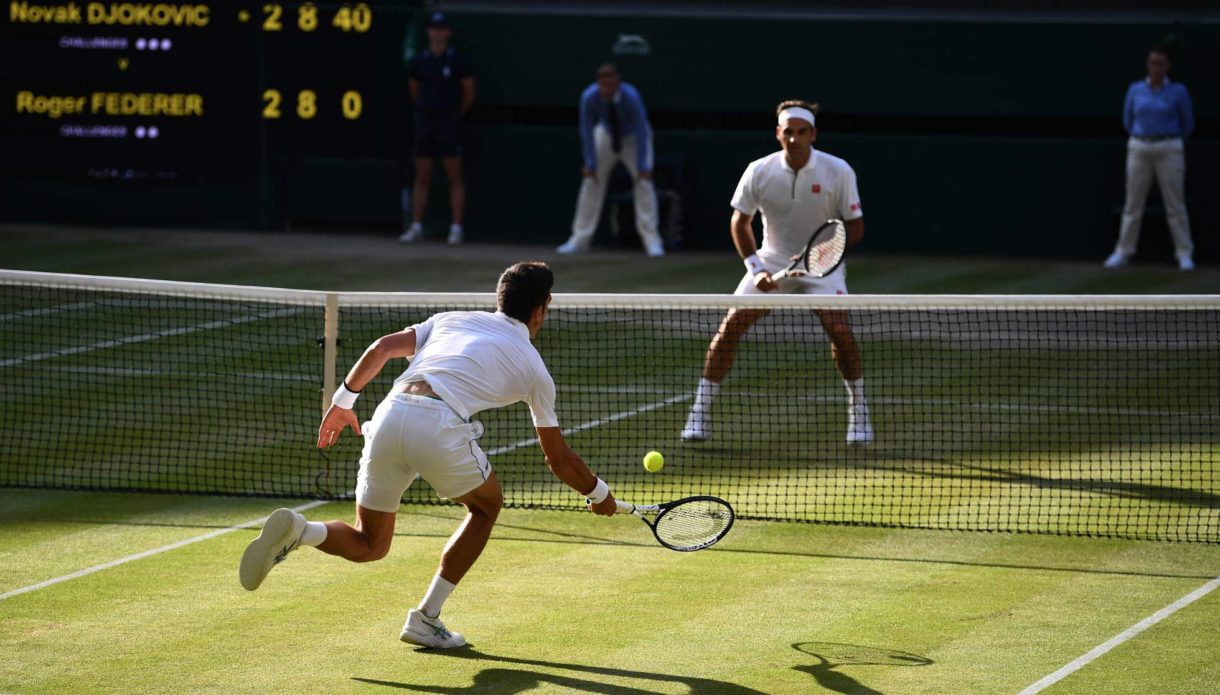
[743,254,767,277]
[584,478,610,504]
[331,382,360,410]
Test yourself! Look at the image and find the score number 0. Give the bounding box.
[263,89,363,120]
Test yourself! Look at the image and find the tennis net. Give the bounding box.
[2,270,1217,542]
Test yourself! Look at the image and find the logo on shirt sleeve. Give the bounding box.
[850,202,861,212]
[810,184,821,194]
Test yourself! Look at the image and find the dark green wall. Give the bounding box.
[452,12,1218,119]
[428,10,1217,260]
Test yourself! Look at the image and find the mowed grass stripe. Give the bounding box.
[0,493,326,601]
[1017,574,1220,695]
[2,497,1218,694]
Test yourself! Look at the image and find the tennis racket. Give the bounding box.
[595,495,735,552]
[771,218,847,280]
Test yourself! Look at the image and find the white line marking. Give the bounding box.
[486,394,691,456]
[0,307,303,369]
[0,500,328,602]
[1018,576,1220,694]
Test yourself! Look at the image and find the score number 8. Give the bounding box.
[263,89,363,120]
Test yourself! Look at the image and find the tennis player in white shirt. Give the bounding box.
[681,100,874,445]
[239,261,618,648]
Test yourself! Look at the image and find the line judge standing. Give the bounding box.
[1104,43,1195,271]
[556,64,666,258]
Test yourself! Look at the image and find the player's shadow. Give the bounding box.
[352,647,767,694]
[792,641,933,695]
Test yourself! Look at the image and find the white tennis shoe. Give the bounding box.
[846,404,874,445]
[447,224,464,245]
[399,223,423,243]
[681,409,710,441]
[1103,251,1129,269]
[400,609,466,648]
[239,508,305,591]
[555,240,587,255]
[645,241,666,258]
[1178,254,1195,271]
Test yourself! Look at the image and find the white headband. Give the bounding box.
[778,107,815,128]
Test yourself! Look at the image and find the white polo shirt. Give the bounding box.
[393,310,559,427]
[731,147,863,273]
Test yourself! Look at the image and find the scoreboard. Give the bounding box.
[1,2,411,228]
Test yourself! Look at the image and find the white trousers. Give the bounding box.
[1115,137,1193,258]
[567,126,662,248]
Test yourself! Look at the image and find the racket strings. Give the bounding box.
[805,224,847,275]
[654,500,733,550]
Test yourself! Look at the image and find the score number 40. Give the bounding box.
[262,3,372,33]
[263,89,363,120]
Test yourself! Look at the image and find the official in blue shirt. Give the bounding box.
[1105,45,1196,271]
[557,64,665,257]
[400,12,475,246]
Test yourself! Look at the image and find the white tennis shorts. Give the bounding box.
[356,393,491,512]
[734,263,848,296]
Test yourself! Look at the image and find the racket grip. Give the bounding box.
[615,500,635,513]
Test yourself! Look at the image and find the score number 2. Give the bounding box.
[263,90,363,120]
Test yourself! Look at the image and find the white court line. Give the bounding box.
[1018,576,1220,694]
[0,307,303,369]
[487,393,692,456]
[0,394,689,600]
[0,500,328,602]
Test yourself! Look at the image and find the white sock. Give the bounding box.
[408,221,422,232]
[692,377,721,414]
[449,223,463,233]
[844,377,866,409]
[300,521,328,547]
[419,574,457,619]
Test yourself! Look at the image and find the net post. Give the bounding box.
[322,292,339,416]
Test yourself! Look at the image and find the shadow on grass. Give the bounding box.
[792,641,933,695]
[39,508,1215,581]
[352,647,766,694]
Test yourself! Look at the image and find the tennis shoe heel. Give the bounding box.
[238,508,305,591]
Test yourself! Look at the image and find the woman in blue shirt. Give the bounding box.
[1104,45,1196,271]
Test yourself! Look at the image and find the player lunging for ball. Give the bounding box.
[239,262,618,648]
[681,100,874,445]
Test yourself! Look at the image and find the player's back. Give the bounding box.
[394,311,553,421]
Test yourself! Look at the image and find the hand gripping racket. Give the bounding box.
[771,218,848,280]
[601,495,735,552]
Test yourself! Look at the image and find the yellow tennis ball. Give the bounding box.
[643,450,664,473]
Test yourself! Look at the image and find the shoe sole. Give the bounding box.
[238,508,297,591]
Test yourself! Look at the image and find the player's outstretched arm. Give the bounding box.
[536,426,616,516]
[317,329,419,449]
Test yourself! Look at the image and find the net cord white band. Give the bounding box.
[1,271,1215,310]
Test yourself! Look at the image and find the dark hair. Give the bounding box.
[596,63,619,80]
[1152,34,1184,64]
[497,261,554,324]
[776,99,821,117]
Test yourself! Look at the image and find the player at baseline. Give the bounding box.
[239,262,618,648]
[681,100,874,445]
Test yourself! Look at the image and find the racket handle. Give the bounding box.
[615,500,636,513]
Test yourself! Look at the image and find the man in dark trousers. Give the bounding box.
[400,11,475,246]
